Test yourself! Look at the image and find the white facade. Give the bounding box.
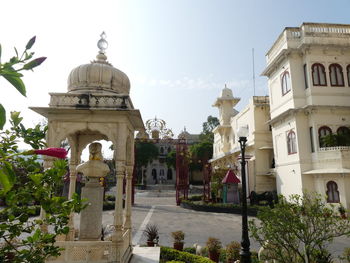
[262,22,350,209]
[210,87,275,193]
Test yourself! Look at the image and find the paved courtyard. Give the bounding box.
[99,189,349,256]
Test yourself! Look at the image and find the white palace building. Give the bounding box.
[211,22,350,210]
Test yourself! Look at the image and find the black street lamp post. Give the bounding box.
[238,126,251,263]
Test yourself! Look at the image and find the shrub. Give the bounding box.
[160,247,214,263]
[143,224,159,244]
[226,241,241,261]
[341,247,350,263]
[249,193,350,263]
[206,237,222,253]
[183,247,196,254]
[188,195,202,201]
[171,231,185,243]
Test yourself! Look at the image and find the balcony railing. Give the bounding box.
[49,93,132,109]
[319,146,350,151]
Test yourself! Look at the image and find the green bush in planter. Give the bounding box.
[183,247,196,254]
[161,247,214,263]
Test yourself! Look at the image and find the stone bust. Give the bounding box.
[89,142,103,160]
[76,142,109,178]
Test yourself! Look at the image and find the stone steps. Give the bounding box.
[129,247,160,263]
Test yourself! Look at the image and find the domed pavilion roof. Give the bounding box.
[67,32,130,95]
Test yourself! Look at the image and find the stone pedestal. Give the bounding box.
[79,178,104,241]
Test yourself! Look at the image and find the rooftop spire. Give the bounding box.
[96,31,108,62]
[97,31,108,53]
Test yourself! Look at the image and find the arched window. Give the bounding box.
[326,181,340,203]
[347,65,350,87]
[287,130,297,154]
[167,169,173,180]
[281,71,291,95]
[337,126,350,135]
[318,126,332,148]
[312,63,327,86]
[329,63,344,86]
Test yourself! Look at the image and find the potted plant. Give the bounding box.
[206,237,222,263]
[143,224,159,247]
[226,241,240,263]
[171,230,185,251]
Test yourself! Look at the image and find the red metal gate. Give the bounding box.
[175,139,189,205]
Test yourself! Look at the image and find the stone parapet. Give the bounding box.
[49,92,132,109]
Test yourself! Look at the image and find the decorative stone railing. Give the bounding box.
[47,241,115,262]
[49,93,132,109]
[253,96,269,105]
[266,23,350,63]
[303,24,350,34]
[319,146,350,151]
[312,146,350,170]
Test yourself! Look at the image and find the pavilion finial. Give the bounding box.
[97,31,108,54]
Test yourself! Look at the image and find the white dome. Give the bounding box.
[67,53,130,94]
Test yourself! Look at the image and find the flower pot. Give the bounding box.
[173,242,184,251]
[209,251,220,263]
[147,240,155,247]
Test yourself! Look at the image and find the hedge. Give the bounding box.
[160,247,214,263]
[181,199,258,216]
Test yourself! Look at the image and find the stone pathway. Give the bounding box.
[129,247,160,263]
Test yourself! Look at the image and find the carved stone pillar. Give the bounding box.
[113,123,128,245]
[113,162,125,242]
[124,166,133,230]
[66,163,77,241]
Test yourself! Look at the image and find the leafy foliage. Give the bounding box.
[210,168,226,201]
[188,116,218,172]
[226,241,241,261]
[206,237,222,253]
[171,230,185,243]
[143,223,159,243]
[160,247,214,263]
[166,150,176,169]
[249,193,350,263]
[321,133,350,147]
[135,141,159,168]
[201,115,219,143]
[0,40,84,262]
[0,114,85,262]
[0,37,46,129]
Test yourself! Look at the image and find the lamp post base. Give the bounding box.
[240,251,252,263]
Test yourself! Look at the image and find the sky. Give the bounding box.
[1,0,350,139]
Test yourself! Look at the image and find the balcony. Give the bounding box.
[312,146,350,170]
[265,23,350,66]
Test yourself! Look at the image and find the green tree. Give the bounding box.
[188,116,218,171]
[166,149,176,169]
[249,193,350,263]
[135,141,159,168]
[200,115,219,143]
[135,141,159,183]
[0,36,46,129]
